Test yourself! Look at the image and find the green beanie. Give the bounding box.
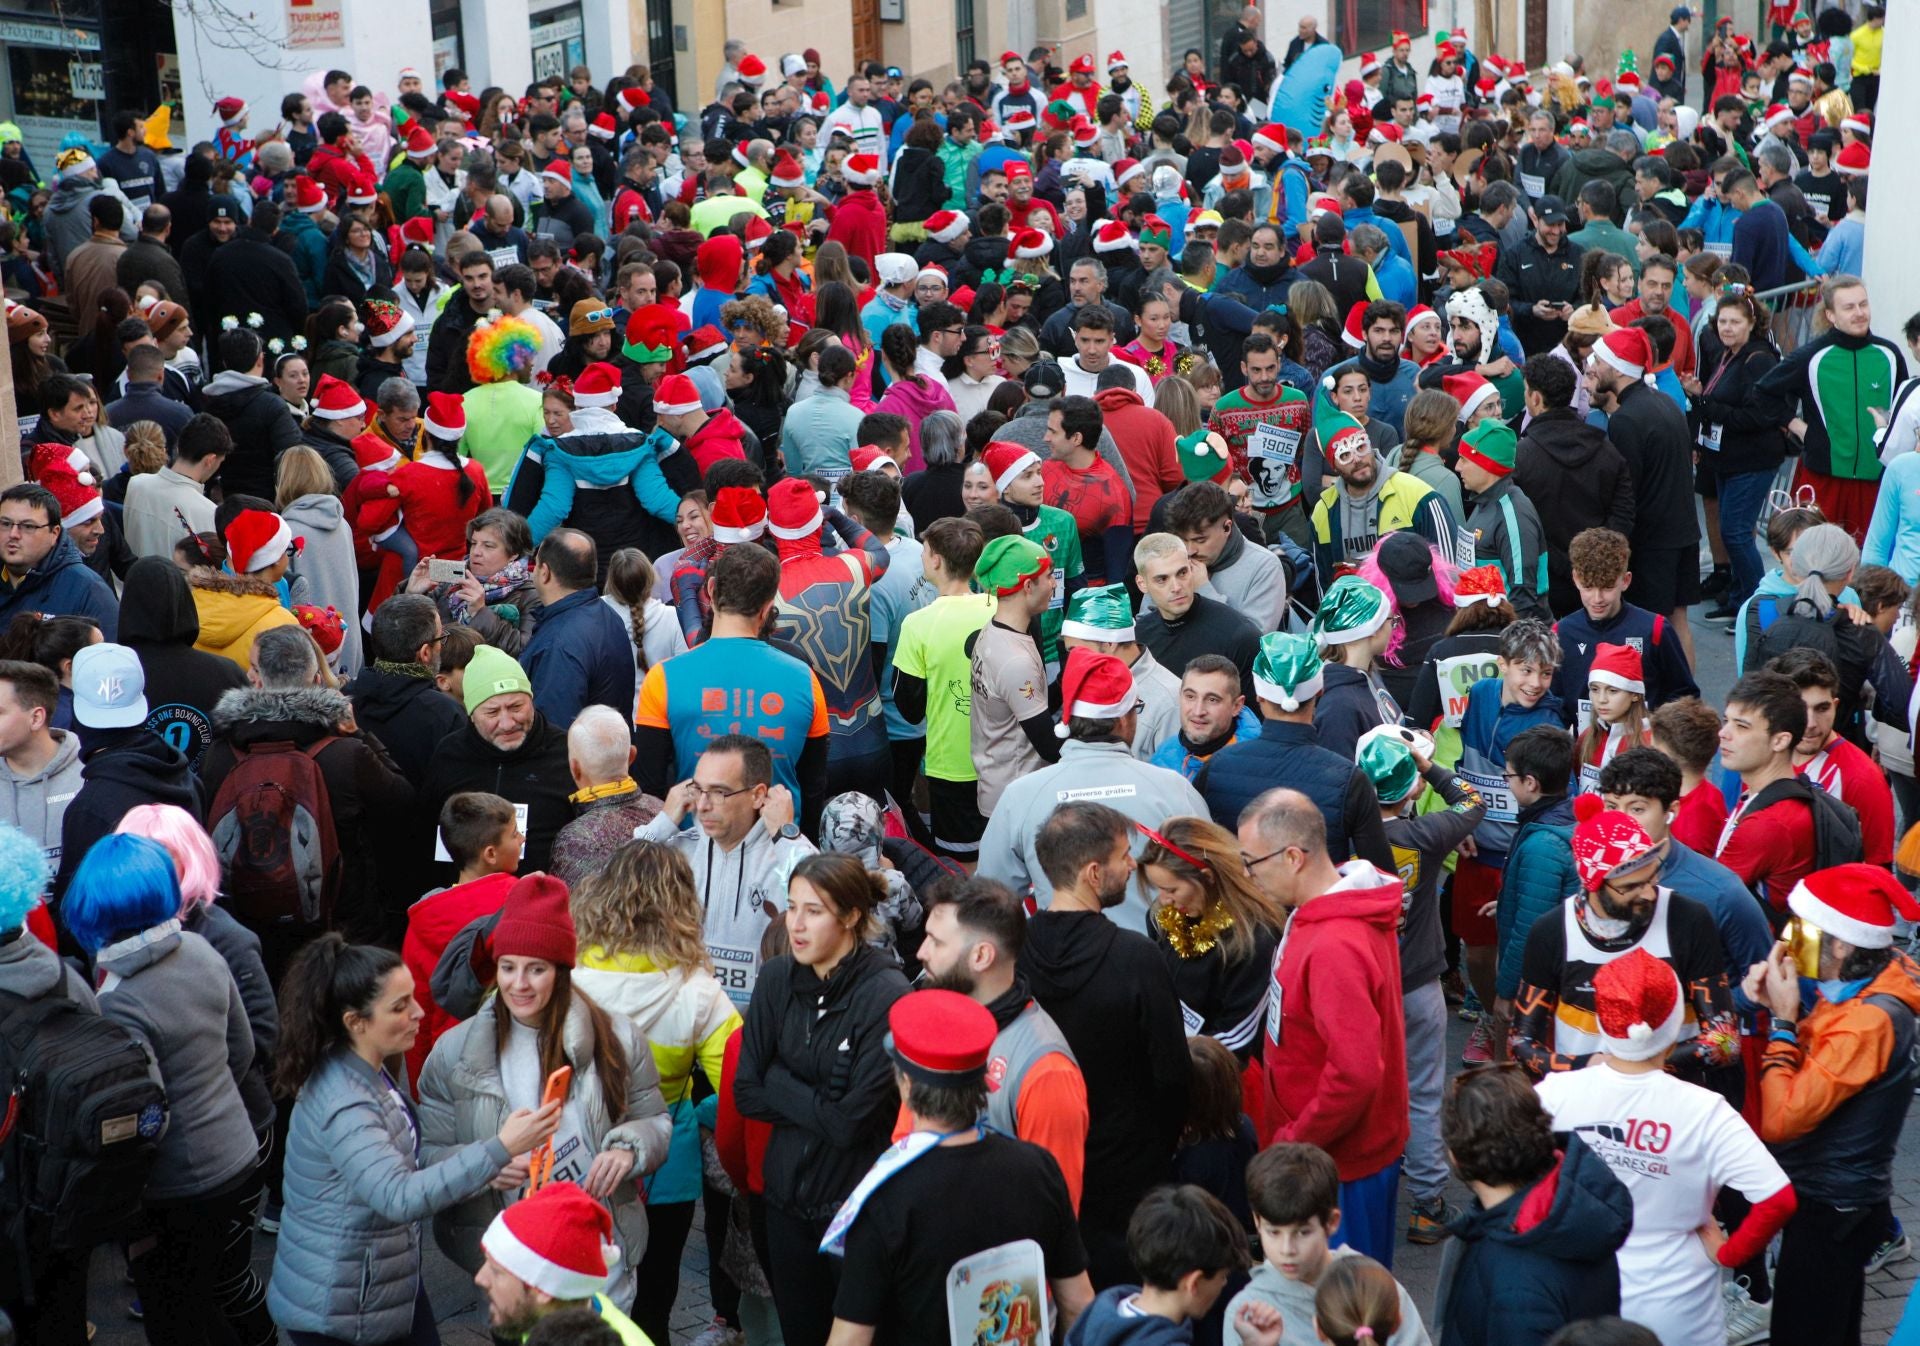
[976,535,1051,597]
[463,644,533,715]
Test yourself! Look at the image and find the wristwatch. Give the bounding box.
[777,822,801,840]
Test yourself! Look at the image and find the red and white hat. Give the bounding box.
[215,96,248,127]
[225,508,298,575]
[1475,76,1498,98]
[1441,370,1499,421]
[354,435,402,474]
[983,440,1040,494]
[1069,53,1097,76]
[842,153,881,187]
[925,209,968,244]
[289,175,327,214]
[1002,107,1037,134]
[1359,52,1381,78]
[1251,123,1288,159]
[1391,28,1411,46]
[731,140,753,168]
[364,300,415,349]
[1843,109,1873,139]
[1069,116,1099,148]
[736,53,768,86]
[1837,142,1871,176]
[589,111,618,140]
[770,152,806,190]
[1788,65,1815,88]
[573,362,621,408]
[542,161,574,190]
[480,1181,618,1302]
[1587,641,1645,696]
[1369,123,1403,146]
[40,466,102,529]
[1762,102,1796,130]
[1788,864,1920,950]
[1113,158,1146,190]
[422,390,466,441]
[404,123,437,159]
[742,215,774,252]
[683,326,730,364]
[850,444,894,473]
[1106,50,1129,74]
[1405,303,1441,335]
[1594,326,1651,380]
[1012,228,1053,260]
[1571,794,1658,893]
[767,477,824,540]
[1593,948,1685,1061]
[652,373,703,417]
[1417,92,1436,110]
[1452,564,1508,608]
[311,374,367,421]
[1617,71,1642,92]
[1058,648,1136,728]
[1092,219,1136,253]
[617,86,651,112]
[28,441,92,488]
[345,172,378,206]
[1341,301,1368,350]
[709,485,767,543]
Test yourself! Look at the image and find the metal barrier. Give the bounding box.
[1754,277,1824,353]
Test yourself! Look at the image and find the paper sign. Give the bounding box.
[1520,172,1546,199]
[947,1239,1052,1346]
[1435,652,1500,729]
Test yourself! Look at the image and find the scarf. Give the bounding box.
[570,778,640,804]
[447,553,531,625]
[1356,348,1403,384]
[983,974,1036,1031]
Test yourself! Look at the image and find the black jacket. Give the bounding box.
[1513,407,1637,617]
[115,236,190,312]
[949,234,1010,292]
[1195,717,1396,873]
[296,422,361,493]
[105,382,195,447]
[1024,908,1190,1287]
[199,686,416,944]
[321,246,394,307]
[201,369,305,500]
[118,555,249,770]
[889,146,949,225]
[902,462,968,534]
[1495,234,1584,353]
[176,227,225,336]
[343,662,466,782]
[418,713,574,876]
[205,228,309,344]
[1690,339,1789,480]
[733,943,912,1219]
[1299,248,1374,320]
[355,350,413,405]
[425,286,487,395]
[1605,379,1698,555]
[54,726,203,900]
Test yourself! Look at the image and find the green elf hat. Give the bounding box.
[1313,574,1393,645]
[1456,419,1517,477]
[1062,583,1136,643]
[1176,427,1232,483]
[1357,723,1437,805]
[1043,99,1079,131]
[976,535,1052,597]
[1251,631,1324,711]
[1139,215,1172,250]
[1316,404,1371,465]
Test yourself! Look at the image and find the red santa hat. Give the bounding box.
[1069,53,1097,76]
[364,300,415,349]
[1571,794,1659,894]
[214,96,248,127]
[925,209,968,244]
[1441,370,1499,421]
[1586,642,1646,696]
[354,435,402,474]
[1843,110,1873,139]
[1058,648,1136,729]
[1113,157,1146,190]
[683,326,730,364]
[1788,864,1920,950]
[1359,51,1381,78]
[849,445,893,473]
[1837,142,1871,176]
[1788,65,1814,87]
[573,362,621,408]
[542,161,574,190]
[289,175,327,214]
[1002,107,1037,134]
[1417,92,1436,110]
[1593,949,1685,1061]
[345,173,378,206]
[28,441,94,488]
[770,152,806,190]
[736,54,768,86]
[1069,117,1099,148]
[1368,123,1403,146]
[709,485,768,544]
[1475,76,1498,97]
[842,153,881,187]
[311,374,367,421]
[1250,123,1288,159]
[1341,301,1368,350]
[396,215,435,252]
[225,508,299,576]
[404,123,437,159]
[1405,303,1441,335]
[1012,228,1053,259]
[1391,28,1411,46]
[444,89,480,121]
[422,390,466,441]
[767,477,824,540]
[652,373,703,418]
[1762,103,1796,130]
[983,440,1040,494]
[617,86,651,112]
[1106,50,1129,73]
[589,111,617,140]
[39,466,102,529]
[1091,220,1136,253]
[742,216,774,253]
[1617,71,1642,92]
[1452,564,1508,608]
[480,1182,618,1302]
[1595,326,1651,380]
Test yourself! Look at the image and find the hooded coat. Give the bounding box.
[343,662,466,784]
[826,188,889,272]
[502,411,690,571]
[282,493,365,675]
[53,726,202,897]
[185,566,300,671]
[1512,407,1637,616]
[44,173,136,278]
[201,368,305,501]
[688,234,744,332]
[0,534,118,638]
[1092,386,1186,533]
[118,555,249,768]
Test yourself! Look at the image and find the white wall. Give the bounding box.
[1096,0,1168,104]
[460,0,536,93]
[1862,5,1919,348]
[172,0,433,147]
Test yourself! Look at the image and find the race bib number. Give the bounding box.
[1435,651,1500,729]
[709,944,758,1006]
[1179,1000,1205,1036]
[1050,565,1065,611]
[1698,423,1723,452]
[947,1239,1052,1346]
[1455,526,1477,569]
[437,803,529,862]
[487,245,520,271]
[1458,766,1517,824]
[1707,241,1733,259]
[1519,172,1547,199]
[1434,216,1457,238]
[1248,421,1302,470]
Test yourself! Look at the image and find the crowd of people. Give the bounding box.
[0,3,1916,1345]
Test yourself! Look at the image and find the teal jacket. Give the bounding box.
[280,210,329,307]
[1495,794,1578,1001]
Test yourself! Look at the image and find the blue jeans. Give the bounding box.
[1718,467,1776,607]
[1331,1160,1403,1270]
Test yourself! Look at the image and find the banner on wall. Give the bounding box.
[287,0,344,49]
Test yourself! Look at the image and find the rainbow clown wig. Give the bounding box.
[466,313,542,385]
[0,821,48,934]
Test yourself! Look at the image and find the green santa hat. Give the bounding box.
[1252,632,1325,711]
[1062,583,1136,643]
[1313,574,1393,645]
[1315,404,1371,466]
[1456,419,1517,477]
[1176,427,1232,483]
[975,535,1051,597]
[1357,724,1433,805]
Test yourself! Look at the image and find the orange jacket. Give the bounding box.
[1759,952,1920,1145]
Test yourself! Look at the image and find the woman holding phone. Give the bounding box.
[416,873,671,1310]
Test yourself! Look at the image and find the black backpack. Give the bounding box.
[1749,596,1874,732]
[0,975,166,1276]
[1750,775,1866,872]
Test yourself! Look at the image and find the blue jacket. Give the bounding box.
[1550,603,1698,722]
[279,209,330,307]
[1312,661,1394,763]
[1495,794,1577,1000]
[1371,250,1418,309]
[1195,717,1394,871]
[1215,262,1294,314]
[1863,451,1920,583]
[1659,839,1774,989]
[781,387,867,479]
[1343,206,1412,270]
[1150,707,1261,780]
[0,534,117,638]
[1317,355,1422,437]
[521,587,638,728]
[504,421,685,562]
[1458,676,1565,860]
[1066,1285,1193,1345]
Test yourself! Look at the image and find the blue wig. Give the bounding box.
[63,834,182,954]
[0,822,48,933]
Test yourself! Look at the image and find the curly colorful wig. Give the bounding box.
[0,821,48,933]
[1357,539,1457,668]
[466,314,542,385]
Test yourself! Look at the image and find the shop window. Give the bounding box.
[1331,0,1426,56]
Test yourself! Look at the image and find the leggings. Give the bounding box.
[755,1198,839,1346]
[629,1199,696,1346]
[131,1166,276,1346]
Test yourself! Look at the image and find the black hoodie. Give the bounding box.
[119,556,248,769]
[1024,907,1190,1288]
[1513,407,1637,616]
[53,726,202,901]
[950,234,1011,292]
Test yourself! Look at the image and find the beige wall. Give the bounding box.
[886,0,959,88]
[1572,0,1671,82]
[687,0,728,112]
[724,0,857,85]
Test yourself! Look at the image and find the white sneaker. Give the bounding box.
[686,1324,745,1346]
[1722,1276,1772,1346]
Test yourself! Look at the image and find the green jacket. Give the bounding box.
[1568,217,1642,274]
[938,137,983,210]
[1754,327,1909,481]
[1462,476,1549,620]
[381,161,428,223]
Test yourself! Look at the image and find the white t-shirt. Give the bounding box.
[516,305,566,376]
[1062,355,1152,401]
[1536,1064,1789,1346]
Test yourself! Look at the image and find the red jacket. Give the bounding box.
[826,188,888,273]
[1259,861,1410,1180]
[683,407,749,474]
[402,871,516,1089]
[1093,386,1186,533]
[384,448,494,565]
[714,1026,770,1194]
[309,142,376,211]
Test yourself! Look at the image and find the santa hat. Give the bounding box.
[1788,65,1814,87]
[683,326,730,365]
[849,445,893,473]
[1595,326,1651,380]
[1617,71,1642,92]
[1417,92,1436,110]
[736,54,768,86]
[1405,303,1441,336]
[925,209,968,244]
[1593,948,1685,1061]
[1368,124,1403,146]
[404,123,437,159]
[1002,106,1037,134]
[1069,117,1099,148]
[1092,220,1136,253]
[214,96,248,127]
[1069,53,1096,76]
[1571,794,1659,893]
[589,111,617,140]
[354,435,402,474]
[39,467,102,529]
[617,86,651,112]
[542,161,574,190]
[480,1181,618,1301]
[767,477,825,540]
[842,153,881,186]
[1587,641,1646,695]
[311,374,367,421]
[1788,864,1920,951]
[396,215,435,252]
[1452,564,1508,608]
[1252,632,1324,711]
[573,362,621,408]
[742,216,774,252]
[345,173,378,206]
[444,89,480,120]
[1341,302,1368,350]
[1569,118,1591,137]
[1442,370,1499,422]
[422,390,466,441]
[1763,103,1796,130]
[1113,157,1146,190]
[731,140,753,168]
[1106,50,1129,74]
[1057,648,1135,730]
[1475,76,1498,97]
[1842,110,1873,139]
[1062,582,1136,644]
[397,66,423,83]
[225,508,298,576]
[1359,52,1381,78]
[28,441,93,489]
[1251,123,1288,158]
[709,486,768,544]
[770,152,806,190]
[983,440,1040,493]
[1837,142,1871,176]
[652,373,703,417]
[918,263,949,289]
[364,299,414,349]
[1391,28,1411,46]
[1012,228,1053,260]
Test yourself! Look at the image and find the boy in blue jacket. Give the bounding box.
[1493,725,1580,1047]
[1068,1185,1279,1346]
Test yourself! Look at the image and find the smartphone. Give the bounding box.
[541,1066,572,1106]
[428,557,467,585]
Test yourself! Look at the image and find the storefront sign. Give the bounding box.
[0,18,98,49]
[530,8,584,81]
[285,0,343,49]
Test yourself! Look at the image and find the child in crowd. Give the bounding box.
[1575,643,1652,795]
[1224,1143,1429,1346]
[1552,527,1699,721]
[1490,725,1581,1060]
[1067,1185,1270,1346]
[1173,1034,1259,1234]
[435,623,481,703]
[1732,505,1855,669]
[1651,697,1729,855]
[1313,1255,1411,1346]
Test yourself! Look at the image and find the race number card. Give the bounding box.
[947,1238,1052,1346]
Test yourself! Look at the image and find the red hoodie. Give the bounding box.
[825,188,888,273]
[1092,385,1187,533]
[309,141,376,211]
[683,406,749,473]
[1259,860,1410,1180]
[402,870,516,1089]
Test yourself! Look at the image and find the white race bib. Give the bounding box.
[1248,421,1302,469]
[1698,423,1723,452]
[945,1239,1053,1346]
[1458,766,1517,823]
[1455,525,1478,569]
[1520,172,1547,199]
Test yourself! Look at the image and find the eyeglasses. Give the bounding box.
[687,783,752,803]
[0,519,50,535]
[1240,843,1300,877]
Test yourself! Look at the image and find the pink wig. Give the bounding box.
[115,804,222,914]
[1356,539,1458,667]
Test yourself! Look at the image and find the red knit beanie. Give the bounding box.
[490,874,576,968]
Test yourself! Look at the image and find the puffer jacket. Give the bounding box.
[181,901,279,1134]
[1493,794,1578,1001]
[185,566,299,670]
[0,534,118,638]
[416,994,672,1277]
[503,410,691,568]
[1196,718,1394,872]
[267,1047,509,1340]
[571,954,741,1205]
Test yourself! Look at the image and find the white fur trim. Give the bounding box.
[422,412,464,441]
[992,450,1040,494]
[1318,604,1390,645]
[1458,383,1498,420]
[1601,985,1685,1060]
[711,521,766,544]
[768,509,823,540]
[1595,341,1644,380]
[1061,618,1136,643]
[653,396,702,417]
[367,310,416,349]
[63,494,104,527]
[573,387,620,408]
[1788,879,1894,950]
[313,399,366,421]
[1255,666,1323,711]
[1587,667,1645,695]
[480,1216,615,1302]
[1065,690,1134,720]
[235,515,293,575]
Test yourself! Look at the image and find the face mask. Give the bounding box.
[1783,915,1825,979]
[1584,909,1633,940]
[1817,978,1856,1003]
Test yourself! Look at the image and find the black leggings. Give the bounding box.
[754,1198,839,1346]
[889,735,934,848]
[1772,1196,1887,1346]
[629,1198,696,1345]
[131,1166,276,1346]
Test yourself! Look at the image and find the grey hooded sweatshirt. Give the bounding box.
[0,729,83,866]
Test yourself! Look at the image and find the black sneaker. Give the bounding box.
[1703,565,1732,600]
[1702,600,1738,622]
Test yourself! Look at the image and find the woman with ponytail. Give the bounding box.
[374,390,495,572]
[602,548,686,689]
[265,932,562,1344]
